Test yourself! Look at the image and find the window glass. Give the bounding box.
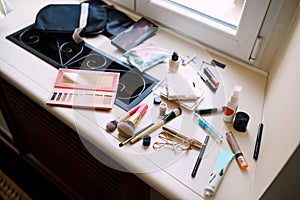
[135,0,283,66]
[166,0,245,30]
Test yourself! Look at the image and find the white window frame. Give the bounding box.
[133,0,283,66]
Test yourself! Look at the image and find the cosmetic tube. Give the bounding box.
[195,106,225,115]
[204,148,234,197]
[226,131,248,169]
[194,113,223,143]
[199,72,218,92]
[204,67,219,87]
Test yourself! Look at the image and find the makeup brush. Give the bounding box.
[106,104,141,132]
[130,107,182,144]
[119,123,154,147]
[117,103,148,138]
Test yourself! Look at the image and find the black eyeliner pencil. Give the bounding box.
[253,123,264,160]
[191,135,209,177]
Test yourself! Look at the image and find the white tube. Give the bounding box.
[204,148,235,197]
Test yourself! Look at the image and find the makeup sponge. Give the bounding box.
[117,121,136,138]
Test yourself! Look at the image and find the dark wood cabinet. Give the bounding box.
[0,78,150,200]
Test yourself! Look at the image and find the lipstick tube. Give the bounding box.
[226,131,248,169]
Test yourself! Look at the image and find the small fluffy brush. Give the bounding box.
[106,104,141,132]
[117,103,148,138]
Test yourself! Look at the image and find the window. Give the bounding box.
[162,0,244,30]
[135,0,284,66]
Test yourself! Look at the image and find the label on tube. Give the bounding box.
[204,148,234,197]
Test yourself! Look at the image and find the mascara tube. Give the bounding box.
[226,131,248,169]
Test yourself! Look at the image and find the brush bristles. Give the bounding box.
[117,121,135,138]
[106,120,118,132]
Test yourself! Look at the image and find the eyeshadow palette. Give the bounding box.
[46,68,119,110]
[6,25,159,111]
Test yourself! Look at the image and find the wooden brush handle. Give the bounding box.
[128,103,148,125]
[116,104,141,122]
[130,107,181,144]
[130,120,164,144]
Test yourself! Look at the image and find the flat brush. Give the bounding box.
[106,104,141,132]
[130,107,182,144]
[117,103,148,138]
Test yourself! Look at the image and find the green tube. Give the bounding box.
[204,148,235,197]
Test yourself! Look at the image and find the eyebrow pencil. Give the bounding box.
[191,135,209,177]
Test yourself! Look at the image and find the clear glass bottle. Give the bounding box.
[168,51,180,73]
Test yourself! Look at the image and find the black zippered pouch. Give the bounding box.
[34,2,107,42]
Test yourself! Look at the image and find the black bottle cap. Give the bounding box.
[233,111,250,132]
[143,135,151,146]
[171,51,179,61]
